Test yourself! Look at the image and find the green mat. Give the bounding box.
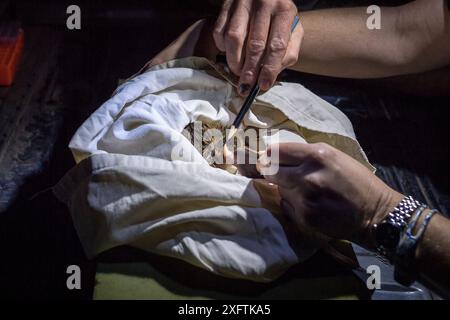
[94,247,370,300]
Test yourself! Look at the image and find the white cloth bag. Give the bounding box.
[54,57,373,282]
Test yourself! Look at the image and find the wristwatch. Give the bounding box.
[372,196,422,261]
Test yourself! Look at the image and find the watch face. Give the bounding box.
[376,222,401,250]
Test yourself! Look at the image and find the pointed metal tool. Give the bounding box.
[228,15,300,140]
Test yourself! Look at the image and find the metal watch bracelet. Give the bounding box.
[373,196,423,260]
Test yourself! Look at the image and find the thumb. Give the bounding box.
[260,165,299,189]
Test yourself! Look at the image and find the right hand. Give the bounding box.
[213,0,303,95]
[257,142,404,247]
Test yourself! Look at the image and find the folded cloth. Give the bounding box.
[54,57,373,282]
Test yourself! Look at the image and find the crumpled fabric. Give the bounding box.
[54,57,373,282]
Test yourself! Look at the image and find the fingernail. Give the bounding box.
[259,79,271,91]
[241,70,254,83]
[239,83,251,95]
[258,153,271,167]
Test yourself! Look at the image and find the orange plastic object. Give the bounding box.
[0,29,24,86]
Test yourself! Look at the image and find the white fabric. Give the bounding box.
[54,57,373,282]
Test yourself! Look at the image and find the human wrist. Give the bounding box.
[372,190,405,228]
[360,189,404,250]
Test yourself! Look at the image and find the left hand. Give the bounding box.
[257,142,404,247]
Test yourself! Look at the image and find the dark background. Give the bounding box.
[0,0,448,299]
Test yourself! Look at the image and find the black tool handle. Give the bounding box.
[232,84,260,128]
[231,15,300,128]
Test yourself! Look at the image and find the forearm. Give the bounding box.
[291,0,450,78]
[292,7,402,78]
[415,212,450,294]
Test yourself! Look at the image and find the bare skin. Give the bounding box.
[208,0,450,294]
[257,142,450,293]
[147,10,450,293]
[213,0,303,94]
[291,0,450,79]
[213,0,450,95]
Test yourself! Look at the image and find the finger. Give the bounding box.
[213,0,234,52]
[224,0,251,75]
[263,165,300,188]
[265,142,313,166]
[282,19,304,68]
[237,1,271,95]
[259,10,297,90]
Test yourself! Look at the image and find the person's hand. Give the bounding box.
[213,0,303,95]
[257,142,404,247]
